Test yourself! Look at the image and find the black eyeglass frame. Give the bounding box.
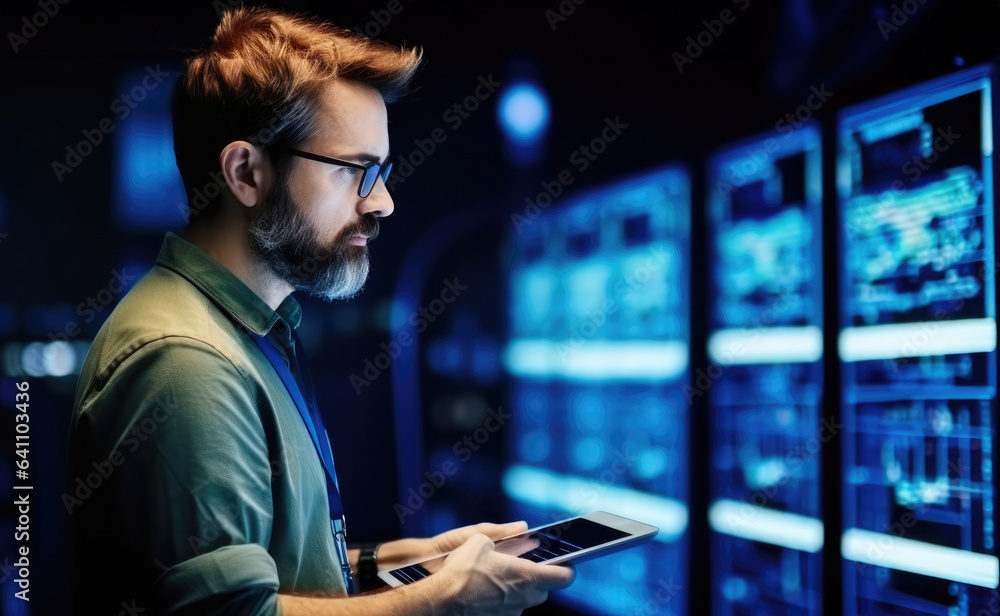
[282,146,393,198]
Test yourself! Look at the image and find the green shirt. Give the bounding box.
[68,231,348,615]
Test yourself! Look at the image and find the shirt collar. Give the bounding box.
[154,231,302,336]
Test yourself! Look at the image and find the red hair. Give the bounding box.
[172,6,422,221]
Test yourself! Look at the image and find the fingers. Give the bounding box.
[457,532,495,554]
[438,521,529,553]
[443,533,495,566]
[527,562,577,590]
[434,526,482,552]
[477,520,529,540]
[522,588,549,608]
[442,537,569,614]
[487,551,576,590]
[444,533,493,573]
[435,521,524,553]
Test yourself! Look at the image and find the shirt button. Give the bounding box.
[276,322,286,333]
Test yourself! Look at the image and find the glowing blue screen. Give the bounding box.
[707,123,825,615]
[838,65,999,614]
[503,167,691,616]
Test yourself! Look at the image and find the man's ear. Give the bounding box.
[219,141,274,208]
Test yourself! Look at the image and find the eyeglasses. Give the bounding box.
[283,147,393,198]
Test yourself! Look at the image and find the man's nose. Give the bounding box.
[359,177,394,217]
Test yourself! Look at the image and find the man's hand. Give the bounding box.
[429,521,529,554]
[431,533,577,616]
[281,528,575,616]
[376,521,530,568]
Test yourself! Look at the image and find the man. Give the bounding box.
[68,6,574,615]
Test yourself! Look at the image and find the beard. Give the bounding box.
[247,172,380,302]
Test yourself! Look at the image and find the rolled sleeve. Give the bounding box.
[155,544,281,616]
[78,337,282,615]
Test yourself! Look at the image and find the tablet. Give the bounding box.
[377,510,659,587]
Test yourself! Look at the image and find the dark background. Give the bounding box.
[2,0,1000,614]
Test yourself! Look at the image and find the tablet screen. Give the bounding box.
[385,517,633,585]
[502,517,631,562]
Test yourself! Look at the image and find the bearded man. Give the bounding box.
[68,7,573,615]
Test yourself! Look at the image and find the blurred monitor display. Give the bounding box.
[502,167,690,616]
[706,123,825,615]
[112,67,186,230]
[838,65,999,614]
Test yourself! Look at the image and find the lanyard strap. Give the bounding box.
[251,329,356,594]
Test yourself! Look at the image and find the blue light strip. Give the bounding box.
[839,318,997,362]
[707,326,823,365]
[983,83,993,157]
[842,528,1000,588]
[858,111,925,145]
[502,464,688,543]
[709,499,824,553]
[502,339,689,381]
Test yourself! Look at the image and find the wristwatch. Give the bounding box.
[355,542,383,592]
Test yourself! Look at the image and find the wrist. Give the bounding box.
[421,568,463,616]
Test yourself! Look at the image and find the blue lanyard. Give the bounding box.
[251,328,356,594]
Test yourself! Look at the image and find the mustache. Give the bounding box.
[341,214,380,244]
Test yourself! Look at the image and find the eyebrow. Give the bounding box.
[342,152,390,164]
